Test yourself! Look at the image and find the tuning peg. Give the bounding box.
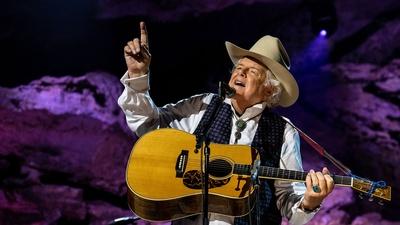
[358,194,364,200]
[368,197,374,202]
[378,200,384,206]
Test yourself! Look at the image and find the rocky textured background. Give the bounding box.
[1,0,399,224]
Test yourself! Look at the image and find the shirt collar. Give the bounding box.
[224,98,267,120]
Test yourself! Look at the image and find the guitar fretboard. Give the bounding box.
[233,164,352,186]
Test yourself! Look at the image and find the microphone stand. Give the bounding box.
[202,138,211,225]
[196,82,235,225]
[195,132,211,225]
[195,125,213,225]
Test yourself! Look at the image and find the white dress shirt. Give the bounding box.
[118,72,318,225]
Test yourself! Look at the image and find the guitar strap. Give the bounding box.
[282,118,352,175]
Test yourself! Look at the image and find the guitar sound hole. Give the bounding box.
[209,159,232,178]
[183,170,230,189]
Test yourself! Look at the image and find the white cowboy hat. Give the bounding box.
[225,35,299,107]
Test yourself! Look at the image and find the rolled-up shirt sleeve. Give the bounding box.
[275,122,319,225]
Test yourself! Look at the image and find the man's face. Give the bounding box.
[228,57,267,105]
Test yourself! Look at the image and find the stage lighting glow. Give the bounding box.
[307,0,337,37]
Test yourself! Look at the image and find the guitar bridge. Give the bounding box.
[175,150,189,177]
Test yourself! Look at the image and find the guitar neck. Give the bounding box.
[234,164,352,186]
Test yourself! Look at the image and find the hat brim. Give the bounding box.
[225,41,299,107]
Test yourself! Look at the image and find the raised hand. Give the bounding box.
[124,22,151,78]
[302,167,334,211]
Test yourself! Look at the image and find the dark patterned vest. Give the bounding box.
[193,94,287,225]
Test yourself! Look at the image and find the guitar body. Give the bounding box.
[126,128,259,221]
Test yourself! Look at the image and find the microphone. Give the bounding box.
[218,81,236,98]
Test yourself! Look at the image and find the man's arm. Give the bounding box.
[119,22,214,136]
[275,123,317,225]
[275,122,334,225]
[118,73,159,136]
[118,72,214,136]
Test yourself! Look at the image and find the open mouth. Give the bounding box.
[234,80,246,87]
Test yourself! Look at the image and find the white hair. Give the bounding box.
[263,69,282,108]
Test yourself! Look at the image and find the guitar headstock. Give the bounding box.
[352,177,391,202]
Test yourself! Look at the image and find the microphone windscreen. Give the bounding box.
[219,81,236,98]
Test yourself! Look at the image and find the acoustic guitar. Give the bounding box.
[125,128,391,222]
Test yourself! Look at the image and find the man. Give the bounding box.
[118,22,334,225]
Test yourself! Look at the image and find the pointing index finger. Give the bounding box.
[140,21,148,47]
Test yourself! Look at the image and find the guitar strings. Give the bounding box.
[181,160,307,178]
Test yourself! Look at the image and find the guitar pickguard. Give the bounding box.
[183,170,230,189]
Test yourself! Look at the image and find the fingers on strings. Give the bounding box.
[306,169,321,193]
[306,169,334,194]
